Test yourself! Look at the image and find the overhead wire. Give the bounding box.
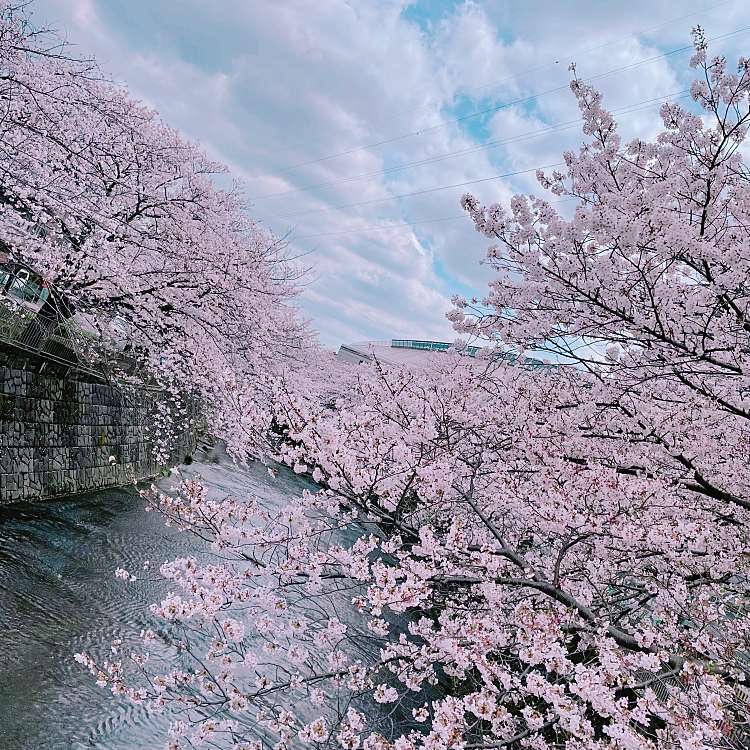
[295,214,466,240]
[260,18,748,252]
[264,23,748,177]
[274,88,700,221]
[271,24,749,222]
[276,163,565,219]
[252,90,690,201]
[443,0,735,106]
[293,199,582,241]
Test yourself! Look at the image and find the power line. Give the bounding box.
[251,90,689,201]
[292,199,580,241]
[265,24,749,177]
[295,214,466,240]
[271,25,750,222]
[276,164,565,220]
[273,85,695,220]
[443,0,735,106]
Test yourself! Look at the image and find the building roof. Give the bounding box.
[336,338,553,371]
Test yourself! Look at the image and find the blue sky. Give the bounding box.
[30,0,750,347]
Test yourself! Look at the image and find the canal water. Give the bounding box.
[0,453,318,750]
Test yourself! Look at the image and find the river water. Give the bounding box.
[0,454,317,750]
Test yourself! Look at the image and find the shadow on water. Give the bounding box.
[0,453,355,750]
[0,451,324,750]
[0,485,187,750]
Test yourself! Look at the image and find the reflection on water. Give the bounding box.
[0,456,315,750]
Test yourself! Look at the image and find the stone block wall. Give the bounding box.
[0,364,194,503]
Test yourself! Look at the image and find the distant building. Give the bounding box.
[336,338,481,367]
[336,338,552,371]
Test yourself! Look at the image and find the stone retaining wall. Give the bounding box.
[0,361,194,503]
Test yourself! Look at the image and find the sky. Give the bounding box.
[29,0,750,348]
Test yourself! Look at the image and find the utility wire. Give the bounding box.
[266,24,748,176]
[443,0,735,106]
[295,214,466,240]
[276,164,564,219]
[293,198,580,241]
[252,90,689,200]
[274,87,698,220]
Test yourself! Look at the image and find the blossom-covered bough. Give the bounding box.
[0,3,308,455]
[78,30,750,750]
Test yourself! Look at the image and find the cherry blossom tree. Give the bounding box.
[0,3,308,454]
[78,31,750,750]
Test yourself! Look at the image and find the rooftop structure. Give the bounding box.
[336,338,553,371]
[336,339,468,367]
[0,255,133,378]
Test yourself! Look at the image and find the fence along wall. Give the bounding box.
[0,360,194,503]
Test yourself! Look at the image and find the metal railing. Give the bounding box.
[0,298,105,377]
[391,339,482,356]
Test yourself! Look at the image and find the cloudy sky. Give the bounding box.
[29,0,750,348]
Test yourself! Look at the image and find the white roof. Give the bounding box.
[337,339,477,368]
[336,338,553,372]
